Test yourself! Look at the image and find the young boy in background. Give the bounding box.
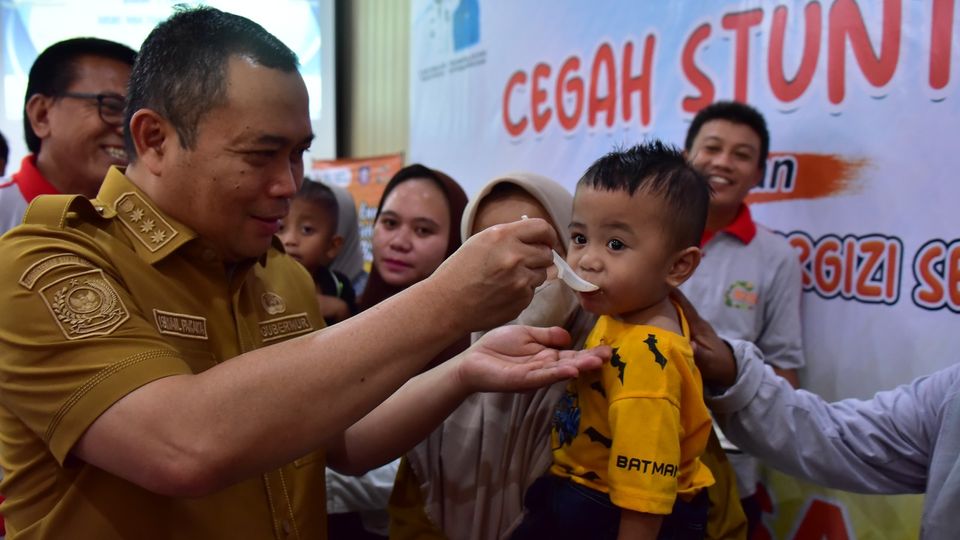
[513,141,715,540]
[279,180,358,325]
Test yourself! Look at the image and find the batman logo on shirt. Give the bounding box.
[610,347,626,383]
[644,334,667,369]
[583,427,612,449]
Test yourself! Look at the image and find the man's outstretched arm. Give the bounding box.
[326,325,609,474]
[672,288,949,495]
[71,219,564,496]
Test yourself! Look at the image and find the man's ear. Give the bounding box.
[666,246,702,288]
[25,94,54,140]
[128,109,172,176]
[325,234,344,261]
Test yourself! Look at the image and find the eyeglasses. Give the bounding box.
[56,92,126,127]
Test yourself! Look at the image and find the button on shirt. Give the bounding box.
[0,167,327,539]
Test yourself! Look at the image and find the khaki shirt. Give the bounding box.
[0,168,327,539]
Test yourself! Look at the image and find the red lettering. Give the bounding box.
[621,35,656,128]
[503,71,528,137]
[531,63,552,133]
[815,238,843,295]
[589,43,617,128]
[887,241,901,301]
[950,245,960,307]
[930,0,955,90]
[788,233,813,288]
[769,3,822,103]
[793,499,851,540]
[556,56,584,131]
[753,482,774,540]
[913,242,946,307]
[843,236,856,296]
[827,0,902,104]
[722,9,764,103]
[855,240,885,298]
[681,24,714,115]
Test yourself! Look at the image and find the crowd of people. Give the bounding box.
[0,6,956,540]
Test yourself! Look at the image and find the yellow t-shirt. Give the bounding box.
[0,168,327,539]
[550,310,715,515]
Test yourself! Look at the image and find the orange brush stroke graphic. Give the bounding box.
[747,153,866,204]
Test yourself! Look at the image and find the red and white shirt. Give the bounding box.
[0,155,60,236]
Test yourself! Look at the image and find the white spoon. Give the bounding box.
[520,215,599,293]
[552,250,600,292]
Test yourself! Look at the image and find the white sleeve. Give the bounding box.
[707,340,956,494]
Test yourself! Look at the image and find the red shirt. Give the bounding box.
[1,155,61,201]
[701,204,757,247]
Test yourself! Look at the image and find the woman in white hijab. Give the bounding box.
[390,172,594,540]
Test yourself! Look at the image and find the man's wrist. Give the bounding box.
[705,339,737,392]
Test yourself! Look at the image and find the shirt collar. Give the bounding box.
[96,167,275,268]
[12,155,60,202]
[701,204,757,246]
[96,166,197,265]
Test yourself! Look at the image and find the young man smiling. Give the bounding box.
[680,101,805,535]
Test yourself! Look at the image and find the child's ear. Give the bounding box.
[325,234,344,261]
[666,246,701,288]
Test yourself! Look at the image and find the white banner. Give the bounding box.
[411,1,957,537]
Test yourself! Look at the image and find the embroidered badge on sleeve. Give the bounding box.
[39,269,130,340]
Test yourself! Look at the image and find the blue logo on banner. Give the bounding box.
[453,0,479,51]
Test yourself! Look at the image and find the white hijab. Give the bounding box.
[406,172,596,540]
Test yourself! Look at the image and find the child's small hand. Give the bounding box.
[316,293,350,324]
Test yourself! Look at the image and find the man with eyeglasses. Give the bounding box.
[0,38,136,235]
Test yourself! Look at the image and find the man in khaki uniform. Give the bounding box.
[0,7,608,539]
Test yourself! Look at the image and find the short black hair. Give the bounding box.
[296,179,340,231]
[684,101,770,170]
[24,38,137,154]
[578,141,710,250]
[0,130,8,163]
[124,6,299,160]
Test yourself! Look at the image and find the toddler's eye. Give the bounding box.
[571,233,587,245]
[607,239,625,251]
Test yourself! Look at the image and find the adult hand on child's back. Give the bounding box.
[670,288,737,388]
[431,217,556,332]
[456,325,610,393]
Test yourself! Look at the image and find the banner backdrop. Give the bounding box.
[410,1,955,537]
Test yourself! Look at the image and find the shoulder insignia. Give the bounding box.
[115,192,178,252]
[261,292,286,315]
[19,253,96,290]
[153,309,208,340]
[259,313,313,343]
[39,269,129,340]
